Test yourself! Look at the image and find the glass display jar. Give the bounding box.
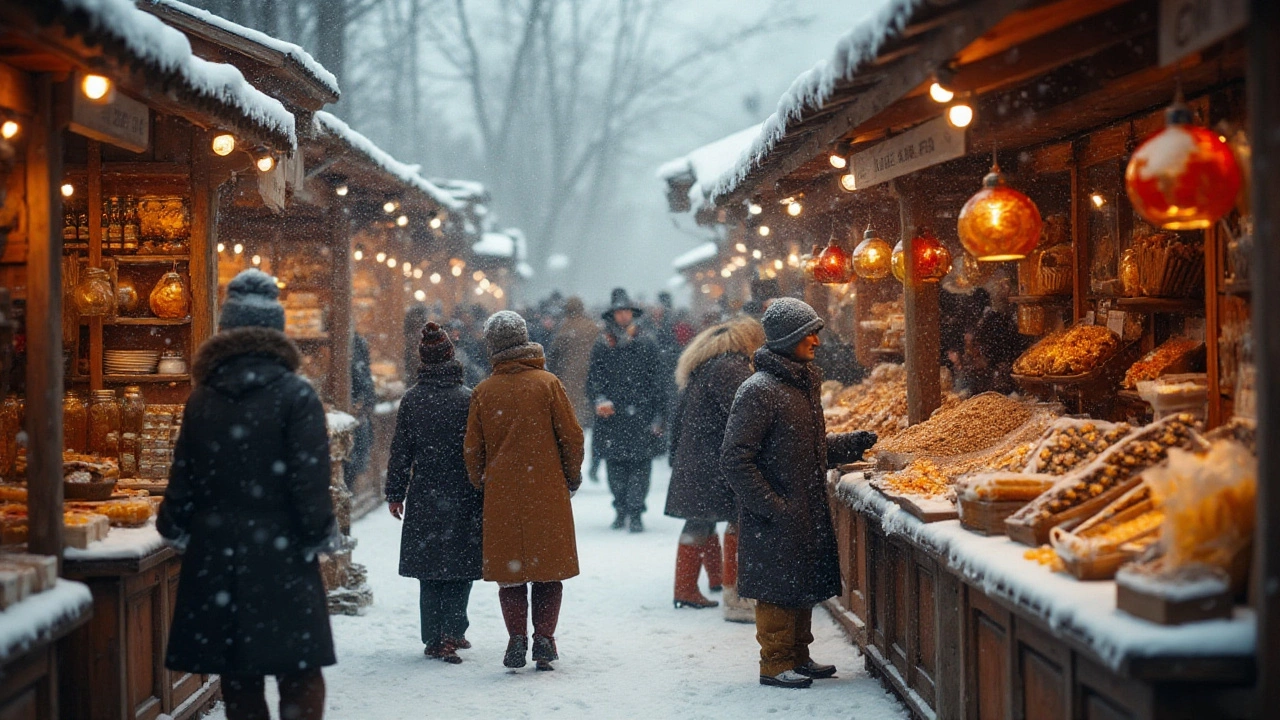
[88,389,121,458]
[120,386,146,436]
[63,391,89,453]
[149,271,191,319]
[73,267,115,317]
[0,395,21,480]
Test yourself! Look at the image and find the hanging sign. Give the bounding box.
[1159,0,1247,67]
[846,115,966,191]
[70,88,150,153]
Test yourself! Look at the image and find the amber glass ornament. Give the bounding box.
[812,237,854,284]
[115,276,140,313]
[73,267,115,316]
[852,226,892,280]
[1125,100,1242,230]
[958,162,1043,261]
[149,271,190,319]
[892,229,952,284]
[800,244,821,281]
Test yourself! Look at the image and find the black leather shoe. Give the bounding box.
[759,670,813,689]
[794,660,837,679]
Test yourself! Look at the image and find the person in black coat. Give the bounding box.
[586,288,666,532]
[385,323,483,664]
[665,317,765,615]
[721,298,877,690]
[157,269,335,720]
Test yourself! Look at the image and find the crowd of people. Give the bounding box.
[154,270,897,720]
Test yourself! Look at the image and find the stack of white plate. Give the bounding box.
[104,350,160,375]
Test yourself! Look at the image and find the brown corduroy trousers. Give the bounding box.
[754,601,814,676]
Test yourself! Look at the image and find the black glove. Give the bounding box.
[829,430,878,464]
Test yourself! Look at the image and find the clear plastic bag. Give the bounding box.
[1143,439,1255,572]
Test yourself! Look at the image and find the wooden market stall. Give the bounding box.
[704,0,1270,718]
[0,0,298,717]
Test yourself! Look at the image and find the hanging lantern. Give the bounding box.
[800,244,821,280]
[958,159,1043,261]
[891,229,952,284]
[149,271,191,319]
[853,226,892,280]
[812,236,854,284]
[1125,96,1242,230]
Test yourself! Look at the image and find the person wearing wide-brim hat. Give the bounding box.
[587,288,667,532]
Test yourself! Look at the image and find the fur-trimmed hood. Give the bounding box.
[192,326,302,397]
[675,317,765,389]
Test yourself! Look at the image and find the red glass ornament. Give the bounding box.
[1125,101,1242,230]
[958,163,1042,261]
[812,237,854,284]
[891,229,952,284]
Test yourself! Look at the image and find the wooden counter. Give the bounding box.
[0,581,93,719]
[58,534,218,720]
[827,473,1257,720]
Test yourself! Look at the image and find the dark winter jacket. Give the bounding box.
[385,361,482,581]
[665,352,753,521]
[721,347,876,607]
[158,327,336,675]
[586,325,666,461]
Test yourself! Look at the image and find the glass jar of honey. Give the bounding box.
[88,389,121,458]
[63,391,89,453]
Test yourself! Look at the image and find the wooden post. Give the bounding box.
[892,179,941,425]
[329,202,353,411]
[26,76,64,562]
[189,133,220,351]
[1249,0,1280,712]
[86,140,102,391]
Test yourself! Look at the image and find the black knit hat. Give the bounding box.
[419,322,455,365]
[602,287,644,321]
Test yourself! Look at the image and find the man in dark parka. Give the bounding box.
[586,288,666,532]
[386,322,483,664]
[158,269,335,719]
[721,297,877,689]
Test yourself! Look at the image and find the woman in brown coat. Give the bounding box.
[464,311,584,672]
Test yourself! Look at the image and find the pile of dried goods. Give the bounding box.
[824,364,960,440]
[1123,337,1203,389]
[874,392,1035,457]
[876,459,950,498]
[1013,324,1120,377]
[1025,419,1132,475]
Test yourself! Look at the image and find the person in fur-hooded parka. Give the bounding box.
[664,317,765,615]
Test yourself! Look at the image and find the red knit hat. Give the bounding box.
[419,322,455,365]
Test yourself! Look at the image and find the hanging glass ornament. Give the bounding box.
[852,226,892,280]
[958,156,1043,261]
[1125,95,1242,230]
[891,229,952,284]
[149,270,191,319]
[812,236,854,284]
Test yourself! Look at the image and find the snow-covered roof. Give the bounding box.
[708,0,920,203]
[312,111,460,210]
[672,241,719,271]
[147,0,340,98]
[48,0,297,150]
[474,232,515,258]
[658,123,762,213]
[431,178,490,205]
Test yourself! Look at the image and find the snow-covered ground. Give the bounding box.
[204,443,908,719]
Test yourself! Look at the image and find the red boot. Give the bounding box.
[674,542,718,609]
[702,533,723,592]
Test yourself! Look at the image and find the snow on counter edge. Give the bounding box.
[834,474,1256,671]
[0,580,92,662]
[63,520,168,562]
[326,411,359,436]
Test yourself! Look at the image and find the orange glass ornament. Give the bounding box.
[1125,101,1241,230]
[891,229,952,284]
[812,237,854,284]
[853,226,892,280]
[958,162,1042,261]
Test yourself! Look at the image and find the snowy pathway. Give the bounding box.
[205,452,908,719]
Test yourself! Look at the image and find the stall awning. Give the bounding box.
[657,123,762,214]
[474,232,516,258]
[672,241,719,272]
[312,111,460,211]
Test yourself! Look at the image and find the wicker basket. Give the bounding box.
[64,478,117,501]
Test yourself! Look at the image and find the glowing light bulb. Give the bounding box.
[748,203,763,215]
[929,82,954,104]
[494,288,504,299]
[758,225,771,237]
[429,217,443,229]
[1090,193,1106,208]
[721,268,732,278]
[947,103,973,128]
[733,256,747,267]
[251,254,261,266]
[480,279,491,289]
[375,252,387,263]
[60,183,74,198]
[233,243,244,255]
[353,249,364,261]
[474,286,484,296]
[256,155,275,172]
[81,74,111,101]
[787,201,802,216]
[396,215,409,227]
[387,257,397,268]
[335,184,349,197]
[451,265,463,277]
[383,201,397,213]
[430,272,442,284]
[0,121,18,139]
[752,249,762,259]
[829,154,848,169]
[413,268,423,279]
[217,243,226,253]
[211,134,236,156]
[774,259,784,270]
[735,243,747,253]
[414,290,426,301]
[839,173,857,192]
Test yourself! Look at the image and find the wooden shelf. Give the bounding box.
[85,317,192,327]
[1219,280,1251,296]
[1113,297,1204,315]
[111,254,190,264]
[63,162,190,178]
[1010,294,1072,305]
[103,374,190,384]
[288,334,330,342]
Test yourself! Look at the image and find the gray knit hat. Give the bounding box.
[483,310,529,356]
[761,297,824,352]
[219,269,285,331]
